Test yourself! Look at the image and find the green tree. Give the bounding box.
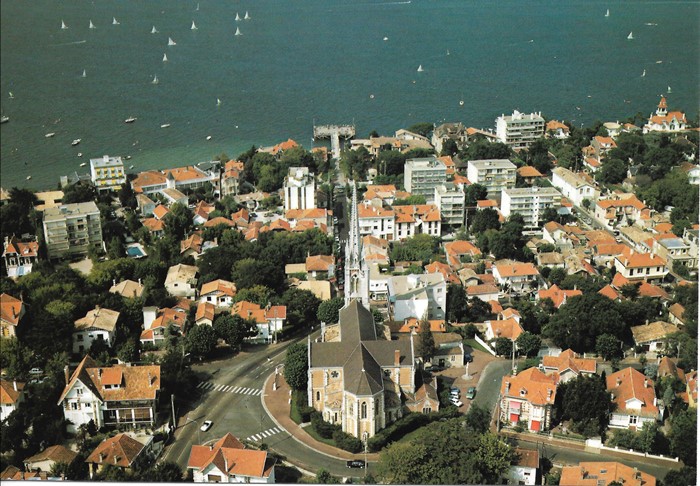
[140,461,184,482]
[619,282,641,299]
[464,405,491,434]
[185,324,218,358]
[470,208,501,234]
[516,331,541,357]
[213,314,257,351]
[595,334,622,361]
[556,374,612,436]
[62,183,96,204]
[460,139,513,161]
[441,138,458,156]
[393,195,428,205]
[283,342,308,390]
[407,123,434,137]
[315,468,340,484]
[494,337,513,357]
[664,467,697,486]
[163,203,193,240]
[231,258,282,291]
[118,181,137,209]
[377,150,407,177]
[282,287,321,330]
[597,158,627,185]
[668,408,697,466]
[446,284,469,322]
[465,184,488,207]
[416,319,436,361]
[526,138,552,174]
[233,285,274,307]
[390,234,440,264]
[317,297,345,324]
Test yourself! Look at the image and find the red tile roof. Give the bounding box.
[542,349,596,375]
[501,368,558,406]
[85,433,145,468]
[0,379,25,405]
[538,284,582,308]
[188,433,273,479]
[560,461,656,486]
[494,262,539,278]
[0,293,23,326]
[607,367,659,418]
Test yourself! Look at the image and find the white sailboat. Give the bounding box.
[244,11,250,20]
[163,53,168,62]
[667,86,672,93]
[217,98,222,106]
[112,17,120,25]
[9,92,14,99]
[168,37,176,46]
[89,20,96,29]
[641,69,646,77]
[235,13,241,21]
[191,21,198,30]
[446,49,450,56]
[417,64,424,72]
[151,26,158,34]
[61,20,68,30]
[82,69,86,78]
[627,32,634,40]
[196,3,200,11]
[152,74,159,85]
[234,27,242,36]
[605,9,610,17]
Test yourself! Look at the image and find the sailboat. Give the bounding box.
[234,27,242,36]
[627,32,634,40]
[191,21,198,30]
[417,65,424,72]
[446,49,450,56]
[196,3,200,11]
[244,11,251,20]
[216,98,222,106]
[163,53,168,62]
[641,69,646,77]
[112,17,120,25]
[151,26,158,34]
[61,20,68,30]
[152,75,159,85]
[235,13,241,21]
[9,92,14,99]
[82,69,86,78]
[89,20,96,29]
[667,86,672,93]
[605,9,610,17]
[168,37,176,46]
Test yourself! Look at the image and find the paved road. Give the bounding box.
[472,359,514,411]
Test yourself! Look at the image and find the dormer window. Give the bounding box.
[520,388,527,397]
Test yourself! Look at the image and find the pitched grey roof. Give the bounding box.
[339,300,376,343]
[343,344,384,396]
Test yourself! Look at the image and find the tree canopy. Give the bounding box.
[284,342,308,390]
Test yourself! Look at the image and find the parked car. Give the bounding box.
[450,397,464,407]
[450,386,460,397]
[200,420,213,432]
[346,460,365,469]
[465,387,477,400]
[29,368,43,375]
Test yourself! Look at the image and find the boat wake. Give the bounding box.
[52,40,87,46]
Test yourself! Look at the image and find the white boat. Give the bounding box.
[61,20,68,30]
[217,98,222,106]
[89,20,96,29]
[8,92,14,99]
[129,164,134,169]
[125,116,137,123]
[151,26,158,34]
[191,21,198,30]
[235,27,241,36]
[163,53,168,62]
[72,139,81,146]
[161,123,171,128]
[196,3,200,11]
[1,116,9,124]
[667,86,672,93]
[26,176,31,180]
[627,32,634,40]
[152,74,159,85]
[605,9,609,17]
[168,37,176,46]
[446,49,450,55]
[206,135,212,140]
[641,69,646,77]
[45,132,55,138]
[656,60,663,64]
[459,100,464,106]
[244,11,250,20]
[80,162,87,167]
[383,36,388,41]
[235,13,241,21]
[417,65,424,72]
[78,152,83,157]
[113,17,120,25]
[82,69,86,78]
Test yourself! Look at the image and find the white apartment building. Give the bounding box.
[466,159,516,200]
[434,184,466,227]
[90,155,127,192]
[495,110,545,149]
[551,167,600,208]
[283,167,316,211]
[387,273,446,321]
[358,202,395,241]
[42,202,103,260]
[404,157,447,200]
[500,186,562,228]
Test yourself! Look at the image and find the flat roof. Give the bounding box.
[90,155,123,168]
[43,201,100,222]
[467,159,516,169]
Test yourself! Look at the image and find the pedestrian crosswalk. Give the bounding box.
[246,427,283,442]
[196,382,262,396]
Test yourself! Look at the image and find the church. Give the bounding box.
[306,184,439,441]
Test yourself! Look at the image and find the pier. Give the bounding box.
[313,124,355,159]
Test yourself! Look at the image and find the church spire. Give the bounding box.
[344,181,369,308]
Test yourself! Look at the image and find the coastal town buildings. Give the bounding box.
[42,201,103,260]
[231,301,286,343]
[606,367,662,429]
[500,186,562,228]
[643,96,687,134]
[387,273,447,321]
[89,155,127,192]
[23,445,78,474]
[495,110,545,149]
[551,167,600,208]
[283,167,316,211]
[403,157,447,200]
[2,235,39,278]
[0,293,25,338]
[431,122,468,154]
[433,184,466,227]
[541,349,596,383]
[466,159,517,200]
[85,433,152,479]
[187,433,276,483]
[613,248,667,283]
[72,306,120,354]
[199,279,237,308]
[499,367,557,432]
[221,160,245,197]
[164,263,199,299]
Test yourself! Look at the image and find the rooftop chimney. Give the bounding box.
[113,455,119,465]
[394,349,400,366]
[505,381,510,394]
[64,365,71,385]
[616,377,622,387]
[13,381,17,391]
[644,379,649,388]
[98,453,104,463]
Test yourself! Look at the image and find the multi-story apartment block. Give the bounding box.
[495,110,545,149]
[652,236,697,270]
[403,157,447,200]
[387,273,446,321]
[500,186,562,228]
[551,167,600,208]
[43,202,103,260]
[90,155,127,192]
[466,159,517,200]
[283,167,316,211]
[433,184,466,227]
[393,204,441,240]
[358,202,395,241]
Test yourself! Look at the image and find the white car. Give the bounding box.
[200,420,213,432]
[450,397,463,407]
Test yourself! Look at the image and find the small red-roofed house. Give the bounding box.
[195,302,215,327]
[193,201,216,226]
[152,204,170,221]
[489,300,503,314]
[657,356,685,385]
[607,367,662,429]
[444,240,482,268]
[187,433,275,483]
[500,368,558,432]
[85,433,150,479]
[305,255,335,280]
[1,378,26,422]
[141,217,165,238]
[598,284,621,301]
[2,235,40,278]
[204,217,236,228]
[181,233,204,259]
[492,262,541,293]
[545,120,570,139]
[0,293,25,338]
[485,317,523,343]
[560,461,656,486]
[199,279,237,308]
[537,284,582,309]
[591,136,617,156]
[541,349,596,383]
[425,261,460,285]
[507,448,539,485]
[24,444,78,473]
[667,302,686,327]
[393,204,441,240]
[517,166,544,185]
[232,301,286,343]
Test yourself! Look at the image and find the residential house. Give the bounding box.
[163,166,214,193]
[232,301,286,343]
[545,120,570,139]
[2,235,39,278]
[193,201,216,226]
[613,248,667,283]
[492,262,541,293]
[306,255,335,280]
[0,466,62,481]
[283,167,316,211]
[431,122,468,154]
[630,321,680,354]
[499,367,558,432]
[142,217,165,238]
[541,349,596,383]
[195,302,215,327]
[495,110,545,149]
[199,279,237,308]
[363,185,406,207]
[393,204,441,240]
[90,155,127,192]
[24,445,78,473]
[591,136,617,157]
[500,186,562,228]
[680,162,700,185]
[110,279,144,299]
[551,167,600,208]
[425,261,460,285]
[516,165,544,185]
[162,188,189,207]
[652,236,696,270]
[0,379,25,422]
[131,171,168,195]
[221,160,245,197]
[187,433,275,483]
[85,433,151,479]
[667,303,686,327]
[73,306,120,354]
[484,317,524,344]
[387,273,446,321]
[607,367,662,429]
[43,201,103,259]
[594,195,650,229]
[140,306,188,346]
[656,357,685,385]
[643,96,687,134]
[536,252,565,269]
[357,202,395,241]
[537,284,582,309]
[432,332,465,369]
[57,355,160,432]
[466,283,500,303]
[560,462,656,486]
[284,208,331,233]
[506,448,539,486]
[466,159,517,200]
[404,157,447,200]
[165,263,198,299]
[444,239,481,268]
[0,293,25,338]
[259,138,299,158]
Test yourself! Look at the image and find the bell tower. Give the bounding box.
[344,182,370,309]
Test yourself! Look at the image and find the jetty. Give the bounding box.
[313,124,355,159]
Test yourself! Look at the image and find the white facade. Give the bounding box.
[434,184,466,227]
[283,167,316,211]
[90,155,127,192]
[551,167,600,208]
[404,157,447,200]
[466,159,516,199]
[73,327,114,354]
[192,464,274,484]
[164,264,198,298]
[495,110,545,149]
[42,202,103,260]
[500,186,562,228]
[387,273,446,321]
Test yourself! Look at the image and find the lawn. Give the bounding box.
[464,338,490,354]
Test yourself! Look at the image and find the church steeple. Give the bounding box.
[656,96,668,116]
[344,181,369,309]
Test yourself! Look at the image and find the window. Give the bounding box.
[76,388,83,395]
[330,371,339,379]
[316,391,320,401]
[422,407,432,414]
[77,334,84,341]
[361,402,367,419]
[349,403,353,414]
[629,415,638,425]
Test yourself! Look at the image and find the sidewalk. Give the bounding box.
[262,371,381,462]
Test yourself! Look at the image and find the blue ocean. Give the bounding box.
[1,0,698,189]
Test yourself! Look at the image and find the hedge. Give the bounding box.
[291,390,315,424]
[366,407,461,452]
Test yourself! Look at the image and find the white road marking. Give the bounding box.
[233,387,242,393]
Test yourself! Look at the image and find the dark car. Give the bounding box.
[466,387,477,400]
[346,460,366,469]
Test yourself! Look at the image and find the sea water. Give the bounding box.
[1,0,698,189]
